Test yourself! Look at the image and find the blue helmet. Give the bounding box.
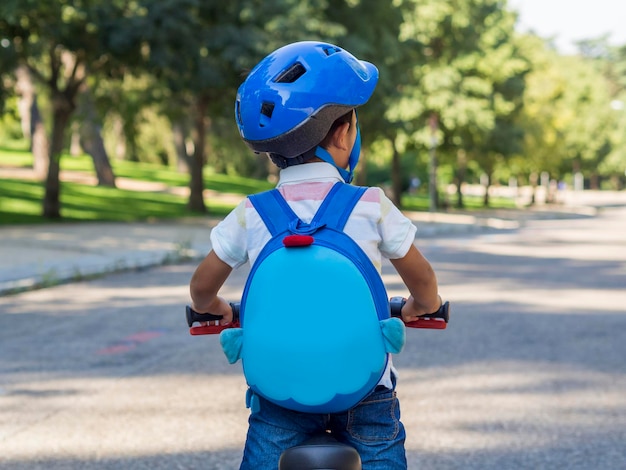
[235,41,379,160]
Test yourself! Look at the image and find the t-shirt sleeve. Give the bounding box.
[376,188,417,260]
[209,200,249,268]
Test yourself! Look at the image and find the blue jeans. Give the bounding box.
[240,379,407,470]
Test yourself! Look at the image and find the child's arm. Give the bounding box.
[390,245,441,322]
[189,250,234,325]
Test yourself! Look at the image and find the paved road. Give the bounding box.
[1,205,625,469]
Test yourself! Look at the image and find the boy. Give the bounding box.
[190,41,441,469]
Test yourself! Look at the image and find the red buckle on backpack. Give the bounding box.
[283,235,314,247]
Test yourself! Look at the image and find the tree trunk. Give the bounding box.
[455,180,464,209]
[43,152,62,219]
[15,66,33,144]
[455,149,467,209]
[40,49,87,218]
[77,88,116,187]
[529,172,538,206]
[31,96,49,179]
[428,113,439,212]
[188,98,208,213]
[70,122,82,156]
[355,148,367,186]
[482,172,491,207]
[390,139,402,208]
[43,92,74,219]
[110,114,126,160]
[172,120,191,173]
[15,66,48,178]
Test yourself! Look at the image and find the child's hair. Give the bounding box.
[270,109,355,169]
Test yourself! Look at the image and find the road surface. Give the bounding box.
[1,206,625,469]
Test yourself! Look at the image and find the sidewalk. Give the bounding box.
[0,191,618,296]
[0,214,492,296]
[0,219,219,295]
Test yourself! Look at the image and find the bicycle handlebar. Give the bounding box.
[186,298,449,335]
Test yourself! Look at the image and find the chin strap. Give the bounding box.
[314,115,362,184]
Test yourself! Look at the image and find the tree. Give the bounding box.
[510,33,624,199]
[323,0,411,205]
[559,56,614,188]
[384,0,527,208]
[0,33,18,114]
[0,1,142,217]
[14,65,48,177]
[602,44,626,189]
[75,86,116,186]
[510,34,564,196]
[133,0,338,212]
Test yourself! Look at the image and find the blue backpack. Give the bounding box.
[220,182,406,413]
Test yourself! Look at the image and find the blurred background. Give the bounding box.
[1,0,625,222]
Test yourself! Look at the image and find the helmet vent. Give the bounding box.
[235,100,242,125]
[259,102,275,127]
[261,102,275,117]
[322,46,341,56]
[273,62,306,83]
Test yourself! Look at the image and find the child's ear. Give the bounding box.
[334,121,351,150]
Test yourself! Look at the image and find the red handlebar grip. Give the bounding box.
[403,317,447,329]
[189,321,240,335]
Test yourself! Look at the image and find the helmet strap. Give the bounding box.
[314,115,361,184]
[347,124,362,183]
[314,146,352,183]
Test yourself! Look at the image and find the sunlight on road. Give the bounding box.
[1,374,249,462]
[399,362,626,453]
[448,284,626,314]
[3,363,624,464]
[1,204,624,468]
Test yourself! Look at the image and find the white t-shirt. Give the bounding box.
[210,162,417,389]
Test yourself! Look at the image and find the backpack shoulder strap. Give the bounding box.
[312,183,367,231]
[249,184,367,236]
[248,189,299,236]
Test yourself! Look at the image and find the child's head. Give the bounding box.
[235,41,378,182]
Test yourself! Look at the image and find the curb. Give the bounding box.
[0,248,207,297]
[0,204,601,297]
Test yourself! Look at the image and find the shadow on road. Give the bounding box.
[1,209,625,469]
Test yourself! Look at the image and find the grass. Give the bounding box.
[0,147,272,225]
[1,146,271,194]
[0,177,237,224]
[402,193,518,212]
[1,146,518,225]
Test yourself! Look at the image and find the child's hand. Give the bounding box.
[217,307,234,326]
[400,295,442,322]
[191,297,233,326]
[400,296,422,323]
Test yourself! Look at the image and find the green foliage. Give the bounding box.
[511,34,626,188]
[364,0,530,207]
[0,0,142,80]
[0,99,23,142]
[395,0,527,153]
[2,0,626,215]
[0,146,272,224]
